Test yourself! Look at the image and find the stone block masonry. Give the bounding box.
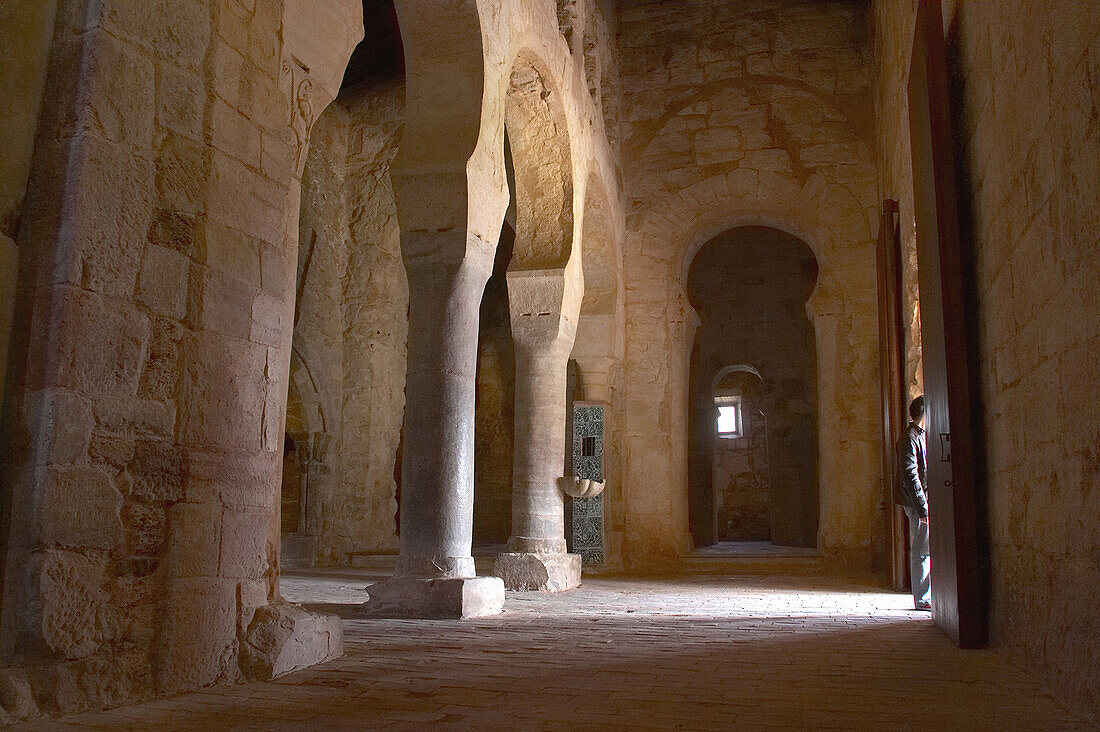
[617,0,882,569]
[0,0,361,717]
[874,0,1100,721]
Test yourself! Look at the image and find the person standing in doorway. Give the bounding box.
[896,395,931,611]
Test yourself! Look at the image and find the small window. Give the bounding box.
[581,436,597,457]
[715,395,742,438]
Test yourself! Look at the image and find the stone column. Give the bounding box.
[493,271,582,591]
[361,242,505,618]
[363,0,508,618]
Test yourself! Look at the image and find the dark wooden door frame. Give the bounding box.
[907,0,988,648]
[876,199,909,593]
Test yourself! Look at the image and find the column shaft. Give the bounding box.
[398,255,491,579]
[509,335,572,553]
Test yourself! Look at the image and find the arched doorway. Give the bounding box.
[281,374,313,566]
[688,227,819,549]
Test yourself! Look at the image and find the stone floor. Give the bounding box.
[31,571,1089,730]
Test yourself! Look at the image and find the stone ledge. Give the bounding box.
[492,552,581,592]
[359,576,505,619]
[240,602,344,681]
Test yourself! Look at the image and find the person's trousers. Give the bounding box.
[904,505,931,606]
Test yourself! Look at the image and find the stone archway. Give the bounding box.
[617,158,881,568]
[686,227,820,549]
[492,52,585,591]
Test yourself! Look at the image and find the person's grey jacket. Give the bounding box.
[895,422,928,517]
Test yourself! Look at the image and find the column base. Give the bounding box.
[360,576,505,619]
[492,552,581,592]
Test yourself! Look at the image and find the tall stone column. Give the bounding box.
[493,271,582,591]
[368,0,509,618]
[362,241,505,617]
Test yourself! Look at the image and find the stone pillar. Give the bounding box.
[361,243,505,618]
[363,0,508,618]
[493,271,581,591]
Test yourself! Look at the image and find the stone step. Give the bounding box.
[679,554,825,575]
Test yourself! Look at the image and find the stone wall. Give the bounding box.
[337,80,407,559]
[618,0,882,569]
[874,0,1100,720]
[293,101,349,554]
[712,374,770,543]
[0,0,59,433]
[293,78,407,563]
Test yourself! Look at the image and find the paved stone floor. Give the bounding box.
[34,571,1089,730]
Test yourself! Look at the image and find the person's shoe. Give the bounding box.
[914,601,931,611]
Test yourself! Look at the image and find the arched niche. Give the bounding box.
[687,226,819,549]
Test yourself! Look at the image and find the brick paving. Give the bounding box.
[37,571,1089,730]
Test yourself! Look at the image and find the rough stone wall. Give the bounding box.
[295,79,407,563]
[334,80,407,559]
[713,385,770,542]
[293,102,350,549]
[874,0,1100,720]
[618,0,881,568]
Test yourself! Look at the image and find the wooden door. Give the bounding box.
[907,0,988,647]
[876,199,909,592]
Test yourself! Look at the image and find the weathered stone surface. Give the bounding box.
[38,467,122,550]
[493,552,581,592]
[36,552,118,660]
[0,235,17,414]
[163,502,220,579]
[136,244,189,320]
[0,0,363,719]
[29,388,95,466]
[155,577,237,694]
[361,576,505,619]
[293,82,407,563]
[128,439,184,502]
[240,603,343,681]
[0,667,40,721]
